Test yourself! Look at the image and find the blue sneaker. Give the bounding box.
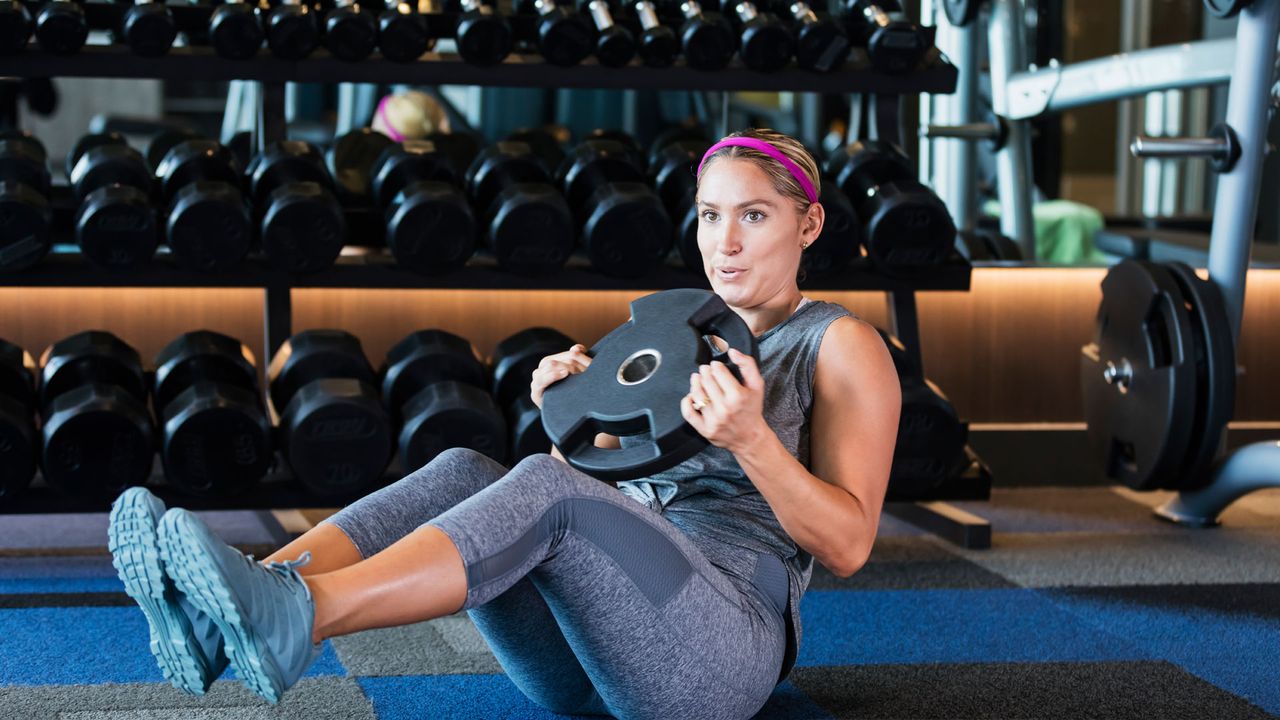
[156,507,323,704]
[107,487,229,694]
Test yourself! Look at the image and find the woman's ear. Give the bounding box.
[804,202,825,241]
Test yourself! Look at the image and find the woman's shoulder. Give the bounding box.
[814,314,894,381]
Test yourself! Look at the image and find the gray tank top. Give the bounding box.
[616,297,853,683]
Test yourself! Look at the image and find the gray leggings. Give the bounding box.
[324,448,787,720]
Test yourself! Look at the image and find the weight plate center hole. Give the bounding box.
[618,349,661,386]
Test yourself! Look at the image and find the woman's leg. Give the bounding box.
[303,453,786,720]
[263,447,610,714]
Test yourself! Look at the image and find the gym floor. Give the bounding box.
[1,486,1278,719]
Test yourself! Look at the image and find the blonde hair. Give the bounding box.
[371,90,451,141]
[695,128,821,212]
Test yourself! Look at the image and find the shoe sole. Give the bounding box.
[157,509,286,704]
[107,491,212,695]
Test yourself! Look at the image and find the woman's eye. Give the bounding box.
[745,211,765,222]
[701,210,719,222]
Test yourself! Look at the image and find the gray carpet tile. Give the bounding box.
[951,528,1280,587]
[949,487,1181,534]
[0,510,289,554]
[786,661,1277,720]
[330,612,503,676]
[1056,582,1280,620]
[810,537,1015,591]
[0,677,376,719]
[1112,487,1280,529]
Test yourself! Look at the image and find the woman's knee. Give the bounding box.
[409,447,507,483]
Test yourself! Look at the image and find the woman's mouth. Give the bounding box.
[716,267,746,281]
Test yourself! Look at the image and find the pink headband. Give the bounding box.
[376,96,405,143]
[696,137,819,204]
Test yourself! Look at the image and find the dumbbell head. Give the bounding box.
[647,124,708,166]
[800,182,860,277]
[736,10,793,73]
[41,382,155,498]
[267,329,376,414]
[153,331,268,496]
[153,330,259,413]
[379,329,487,419]
[377,8,430,63]
[587,128,644,169]
[398,380,507,470]
[580,182,671,278]
[370,140,457,208]
[38,330,148,409]
[261,181,346,273]
[507,393,548,463]
[121,2,177,57]
[75,184,158,268]
[486,183,575,273]
[556,138,644,211]
[166,181,252,272]
[490,326,575,409]
[679,11,734,71]
[892,379,967,499]
[649,138,708,214]
[0,338,37,501]
[386,180,475,274]
[247,140,333,206]
[637,23,677,67]
[327,128,399,199]
[34,1,87,55]
[278,376,392,497]
[0,1,33,55]
[146,127,203,174]
[504,127,566,175]
[0,137,53,272]
[465,140,553,211]
[156,139,240,204]
[266,2,319,59]
[593,21,636,67]
[324,3,378,62]
[68,135,151,200]
[455,5,512,66]
[209,2,265,60]
[518,0,596,66]
[843,0,928,74]
[427,131,482,180]
[794,12,849,72]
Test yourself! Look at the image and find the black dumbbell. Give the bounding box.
[155,138,252,272]
[152,331,272,496]
[0,1,33,54]
[268,329,393,497]
[323,0,379,61]
[0,338,37,501]
[67,133,159,269]
[627,0,676,67]
[798,181,860,278]
[958,228,1022,262]
[490,327,576,462]
[516,0,596,66]
[840,0,929,74]
[587,127,645,169]
[725,0,793,72]
[779,0,848,72]
[38,331,155,499]
[454,0,513,66]
[876,329,967,499]
[245,140,347,273]
[825,140,954,276]
[376,0,431,63]
[379,330,506,470]
[427,130,483,179]
[556,136,671,278]
[674,0,734,71]
[265,0,320,59]
[0,132,52,273]
[328,128,476,274]
[33,0,87,54]
[464,140,575,274]
[578,0,635,67]
[118,0,177,57]
[649,136,709,273]
[504,126,567,174]
[207,0,265,59]
[145,127,203,173]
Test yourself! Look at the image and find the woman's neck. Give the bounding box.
[735,291,806,337]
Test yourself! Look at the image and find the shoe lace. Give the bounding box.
[245,550,315,599]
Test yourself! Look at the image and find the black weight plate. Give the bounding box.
[541,288,759,481]
[942,0,981,26]
[1080,260,1198,490]
[1162,262,1236,490]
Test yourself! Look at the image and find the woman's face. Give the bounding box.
[696,158,820,309]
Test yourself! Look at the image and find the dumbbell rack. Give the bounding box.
[0,40,992,546]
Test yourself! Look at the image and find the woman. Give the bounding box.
[107,127,901,720]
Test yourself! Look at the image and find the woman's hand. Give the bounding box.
[681,347,769,454]
[531,344,592,409]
